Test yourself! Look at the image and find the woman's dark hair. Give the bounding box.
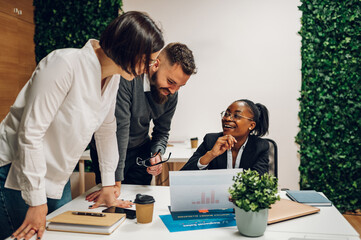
[100,11,164,76]
[236,99,269,137]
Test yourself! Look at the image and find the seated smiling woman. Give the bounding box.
[181,99,270,174]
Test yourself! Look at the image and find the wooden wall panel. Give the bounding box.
[0,12,19,121]
[14,0,34,24]
[0,0,14,15]
[0,0,35,121]
[0,0,34,24]
[17,20,36,89]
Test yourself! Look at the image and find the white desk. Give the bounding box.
[38,185,359,240]
[165,141,196,162]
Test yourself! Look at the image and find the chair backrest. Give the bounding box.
[263,138,278,178]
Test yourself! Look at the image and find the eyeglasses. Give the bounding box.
[142,58,157,67]
[149,59,157,67]
[136,150,172,167]
[220,111,254,121]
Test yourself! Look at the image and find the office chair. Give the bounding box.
[263,138,278,178]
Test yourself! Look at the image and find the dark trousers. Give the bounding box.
[90,137,153,185]
[0,164,71,239]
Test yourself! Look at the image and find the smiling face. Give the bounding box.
[149,56,190,103]
[222,101,256,141]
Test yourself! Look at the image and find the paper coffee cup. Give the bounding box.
[134,194,155,224]
[190,137,198,148]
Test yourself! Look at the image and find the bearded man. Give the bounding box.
[88,43,196,200]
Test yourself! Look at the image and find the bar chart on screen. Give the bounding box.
[171,185,234,211]
[192,191,219,205]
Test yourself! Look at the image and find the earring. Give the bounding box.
[249,128,252,130]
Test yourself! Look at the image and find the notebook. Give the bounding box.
[285,190,332,206]
[47,211,126,235]
[268,199,320,224]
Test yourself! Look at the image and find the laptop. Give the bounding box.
[169,169,241,212]
[268,198,320,224]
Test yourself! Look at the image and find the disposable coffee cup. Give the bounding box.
[190,137,198,148]
[134,193,155,224]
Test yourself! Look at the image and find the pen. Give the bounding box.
[72,211,105,217]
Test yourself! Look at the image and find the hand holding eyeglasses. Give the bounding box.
[136,150,172,176]
[147,154,163,176]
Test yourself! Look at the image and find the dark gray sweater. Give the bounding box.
[115,74,178,181]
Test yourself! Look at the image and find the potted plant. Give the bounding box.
[229,169,280,237]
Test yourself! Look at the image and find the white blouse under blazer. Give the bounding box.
[0,40,120,206]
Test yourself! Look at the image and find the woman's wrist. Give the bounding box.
[207,150,219,159]
[115,181,121,188]
[199,151,216,165]
[101,185,114,193]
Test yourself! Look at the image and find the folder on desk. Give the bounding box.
[268,199,320,224]
[285,190,332,206]
[47,211,126,235]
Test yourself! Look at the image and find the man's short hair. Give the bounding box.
[162,43,197,75]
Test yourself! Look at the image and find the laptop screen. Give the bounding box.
[169,169,242,212]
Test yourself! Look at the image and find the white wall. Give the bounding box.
[123,0,302,190]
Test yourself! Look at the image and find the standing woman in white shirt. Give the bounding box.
[0,11,164,240]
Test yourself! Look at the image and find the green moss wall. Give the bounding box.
[34,0,122,63]
[297,0,361,212]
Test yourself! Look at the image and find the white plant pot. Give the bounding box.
[234,205,268,237]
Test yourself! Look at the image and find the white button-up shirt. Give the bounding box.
[0,39,119,206]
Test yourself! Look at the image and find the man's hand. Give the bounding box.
[11,204,47,240]
[147,154,162,176]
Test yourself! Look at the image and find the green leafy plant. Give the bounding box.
[229,169,280,212]
[33,0,123,63]
[296,0,361,212]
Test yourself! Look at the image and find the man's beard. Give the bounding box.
[150,71,169,104]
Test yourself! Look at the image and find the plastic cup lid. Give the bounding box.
[134,193,155,204]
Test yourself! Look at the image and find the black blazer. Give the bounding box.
[181,132,269,175]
